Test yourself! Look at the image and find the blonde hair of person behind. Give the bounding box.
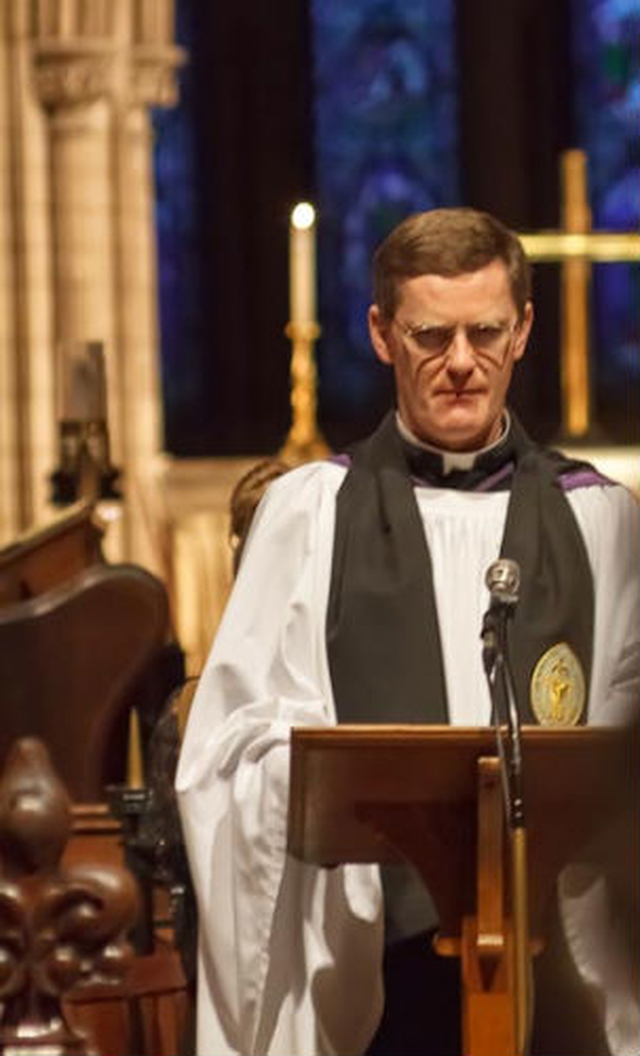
[229,457,291,575]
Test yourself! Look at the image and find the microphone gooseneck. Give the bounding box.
[481,558,524,827]
[480,557,532,1054]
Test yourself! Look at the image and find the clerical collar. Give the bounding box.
[396,410,515,489]
[396,410,511,473]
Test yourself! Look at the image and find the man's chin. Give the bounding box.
[419,409,496,451]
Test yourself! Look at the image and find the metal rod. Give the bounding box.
[481,605,531,1054]
[511,826,531,1055]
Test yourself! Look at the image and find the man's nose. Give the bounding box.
[446,328,476,372]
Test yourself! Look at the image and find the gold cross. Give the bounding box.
[519,149,640,439]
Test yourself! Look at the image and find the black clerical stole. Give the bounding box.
[326,410,594,727]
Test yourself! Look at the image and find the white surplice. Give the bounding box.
[176,460,639,1056]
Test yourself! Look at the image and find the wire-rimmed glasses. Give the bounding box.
[394,318,519,364]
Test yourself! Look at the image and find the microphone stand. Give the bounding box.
[482,600,531,1055]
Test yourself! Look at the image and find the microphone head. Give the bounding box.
[485,558,520,605]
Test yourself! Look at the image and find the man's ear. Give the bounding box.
[513,301,534,362]
[368,305,393,365]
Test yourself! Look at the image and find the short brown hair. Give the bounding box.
[372,207,532,320]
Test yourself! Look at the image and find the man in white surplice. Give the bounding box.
[176,208,639,1056]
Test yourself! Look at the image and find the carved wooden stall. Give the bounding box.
[0,503,194,1054]
[0,737,138,1055]
[0,502,184,800]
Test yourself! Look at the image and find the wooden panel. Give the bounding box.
[289,724,626,936]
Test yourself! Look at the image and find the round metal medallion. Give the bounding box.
[530,642,585,727]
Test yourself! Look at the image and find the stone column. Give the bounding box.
[31,30,121,451]
[111,1,184,571]
[33,35,128,558]
[6,0,186,572]
[0,3,21,539]
[0,1,56,537]
[23,0,184,571]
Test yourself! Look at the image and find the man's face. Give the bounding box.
[369,259,533,450]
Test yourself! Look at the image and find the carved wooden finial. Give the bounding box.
[0,738,139,1055]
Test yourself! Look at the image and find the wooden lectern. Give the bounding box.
[288,725,625,1056]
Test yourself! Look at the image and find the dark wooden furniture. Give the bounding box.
[0,737,193,1056]
[0,737,138,1055]
[0,505,194,1054]
[0,501,104,604]
[61,798,193,1056]
[0,502,183,801]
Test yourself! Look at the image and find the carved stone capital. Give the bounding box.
[32,40,118,109]
[130,44,187,110]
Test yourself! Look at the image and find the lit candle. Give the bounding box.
[289,202,317,326]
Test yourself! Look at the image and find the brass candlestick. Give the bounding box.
[280,320,330,463]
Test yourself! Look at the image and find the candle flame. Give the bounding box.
[291,202,316,230]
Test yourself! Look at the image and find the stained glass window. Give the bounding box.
[311,0,460,435]
[152,1,204,453]
[153,2,636,450]
[570,0,639,438]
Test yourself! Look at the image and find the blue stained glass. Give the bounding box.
[311,0,460,425]
[570,0,639,406]
[152,2,203,448]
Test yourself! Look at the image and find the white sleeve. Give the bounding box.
[562,484,640,1056]
[558,866,639,1056]
[568,484,640,724]
[176,464,383,1056]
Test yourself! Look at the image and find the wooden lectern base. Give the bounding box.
[436,758,532,1056]
[289,725,625,1056]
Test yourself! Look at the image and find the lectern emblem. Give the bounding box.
[530,643,585,726]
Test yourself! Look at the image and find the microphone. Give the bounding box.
[485,558,520,608]
[481,559,520,675]
[480,557,524,823]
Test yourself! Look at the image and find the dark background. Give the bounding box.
[157,0,637,456]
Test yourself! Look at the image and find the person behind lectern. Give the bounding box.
[176,208,639,1056]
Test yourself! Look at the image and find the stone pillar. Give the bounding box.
[0,2,21,538]
[31,26,122,450]
[22,0,184,571]
[0,1,56,537]
[111,2,184,570]
[31,22,128,558]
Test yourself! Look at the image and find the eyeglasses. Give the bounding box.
[394,319,519,363]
